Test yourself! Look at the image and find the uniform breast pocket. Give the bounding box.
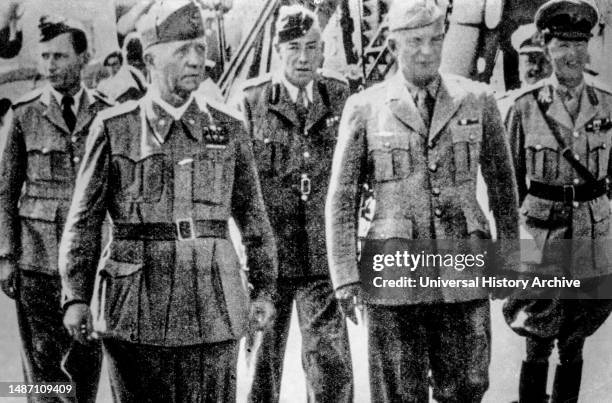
[451,120,482,181]
[193,145,232,205]
[368,134,412,182]
[26,138,71,181]
[252,138,288,177]
[112,153,166,203]
[587,133,610,179]
[524,134,559,181]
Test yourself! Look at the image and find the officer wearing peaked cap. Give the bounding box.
[504,0,612,402]
[239,4,353,402]
[58,1,278,401]
[0,14,110,403]
[326,0,519,401]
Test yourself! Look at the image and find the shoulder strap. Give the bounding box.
[534,89,599,184]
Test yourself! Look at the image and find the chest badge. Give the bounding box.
[204,125,229,149]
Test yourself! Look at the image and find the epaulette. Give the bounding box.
[241,73,273,92]
[11,87,44,109]
[205,98,244,122]
[317,67,348,85]
[585,74,612,96]
[96,100,139,121]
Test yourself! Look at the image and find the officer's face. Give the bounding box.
[39,33,87,93]
[275,28,323,88]
[147,39,207,102]
[519,51,552,85]
[545,38,589,86]
[389,20,445,87]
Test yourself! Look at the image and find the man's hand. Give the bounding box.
[63,303,93,345]
[0,258,17,299]
[248,297,275,331]
[335,283,363,325]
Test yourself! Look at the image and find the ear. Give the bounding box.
[274,43,281,55]
[80,51,90,66]
[387,37,397,54]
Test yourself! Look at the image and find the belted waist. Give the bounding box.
[113,220,228,241]
[24,181,74,200]
[528,180,608,203]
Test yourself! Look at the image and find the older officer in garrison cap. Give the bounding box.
[504,0,612,402]
[58,1,278,401]
[0,14,111,403]
[239,5,353,402]
[326,0,519,401]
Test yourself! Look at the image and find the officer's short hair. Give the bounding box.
[38,15,88,55]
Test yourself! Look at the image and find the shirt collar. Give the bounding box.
[551,74,585,99]
[48,84,85,114]
[404,74,441,101]
[279,73,314,104]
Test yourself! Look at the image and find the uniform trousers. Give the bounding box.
[367,299,491,403]
[248,276,353,403]
[103,338,238,403]
[16,270,101,403]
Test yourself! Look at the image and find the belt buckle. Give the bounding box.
[563,185,575,204]
[300,174,311,201]
[176,218,196,241]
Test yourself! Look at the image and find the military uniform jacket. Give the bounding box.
[326,72,519,304]
[59,94,278,347]
[507,75,612,278]
[240,71,349,278]
[0,86,111,274]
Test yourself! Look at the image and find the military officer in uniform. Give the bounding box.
[504,1,612,401]
[326,0,519,401]
[498,24,553,120]
[58,1,277,402]
[0,16,109,403]
[239,5,353,402]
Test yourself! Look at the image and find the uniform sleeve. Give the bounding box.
[506,101,528,204]
[0,110,25,258]
[325,95,368,290]
[231,120,278,299]
[59,118,110,307]
[480,93,519,240]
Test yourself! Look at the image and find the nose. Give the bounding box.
[298,46,309,63]
[185,46,203,68]
[419,40,434,56]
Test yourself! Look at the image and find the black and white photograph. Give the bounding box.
[1,0,612,402]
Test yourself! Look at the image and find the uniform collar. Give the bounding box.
[403,74,441,101]
[278,72,314,105]
[44,84,90,114]
[143,89,209,144]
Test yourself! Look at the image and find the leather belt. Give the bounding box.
[528,180,607,203]
[113,220,228,241]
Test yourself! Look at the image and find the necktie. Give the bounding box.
[559,88,579,122]
[416,88,433,129]
[62,95,76,132]
[295,87,309,131]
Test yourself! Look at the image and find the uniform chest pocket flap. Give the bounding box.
[193,144,233,205]
[587,133,610,179]
[451,119,482,175]
[368,133,412,182]
[25,135,71,181]
[112,153,166,203]
[252,133,288,177]
[524,134,559,181]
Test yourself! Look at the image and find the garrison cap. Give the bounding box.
[38,15,87,43]
[388,0,445,32]
[137,0,206,49]
[511,24,544,54]
[535,0,599,41]
[274,5,320,44]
